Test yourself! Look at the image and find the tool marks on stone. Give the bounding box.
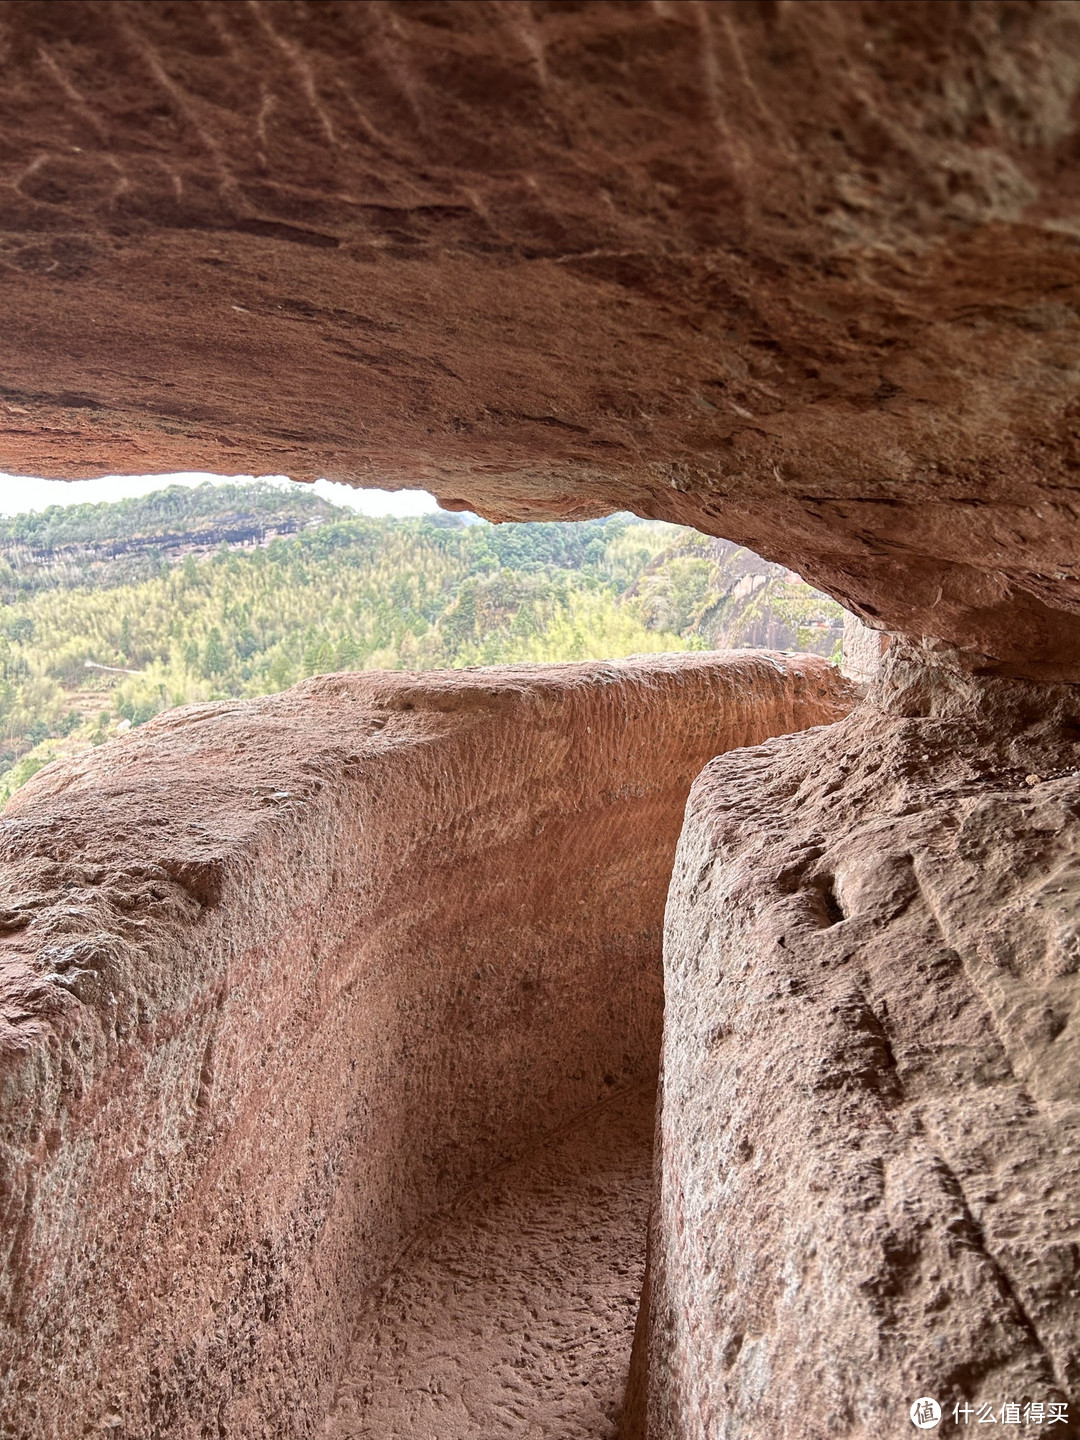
[321,1084,654,1440]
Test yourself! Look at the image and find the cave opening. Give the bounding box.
[3,0,1080,1434]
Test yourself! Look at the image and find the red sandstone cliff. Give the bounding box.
[0,652,848,1439]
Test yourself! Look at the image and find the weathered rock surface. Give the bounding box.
[322,1081,654,1440]
[841,611,892,687]
[649,640,1080,1438]
[0,651,848,1440]
[2,2,1080,671]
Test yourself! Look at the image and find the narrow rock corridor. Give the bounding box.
[321,1084,654,1439]
[4,3,1080,1434]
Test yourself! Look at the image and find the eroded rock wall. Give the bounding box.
[651,641,1080,1438]
[1,2,1080,670]
[0,651,849,1440]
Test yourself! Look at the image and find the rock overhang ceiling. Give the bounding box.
[2,0,1080,675]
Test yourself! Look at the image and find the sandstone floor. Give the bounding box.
[320,1083,654,1440]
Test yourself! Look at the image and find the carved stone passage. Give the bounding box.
[1,2,1080,672]
[0,652,848,1440]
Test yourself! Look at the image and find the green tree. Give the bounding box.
[204,628,228,675]
[0,485,842,804]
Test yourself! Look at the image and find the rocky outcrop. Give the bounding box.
[841,611,891,687]
[3,3,1079,1428]
[648,640,1080,1437]
[2,2,1080,672]
[0,651,848,1440]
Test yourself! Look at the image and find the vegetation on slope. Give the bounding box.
[0,479,338,554]
[0,482,844,798]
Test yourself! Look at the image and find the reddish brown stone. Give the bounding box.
[321,1081,656,1439]
[653,641,1080,1438]
[1,3,1079,671]
[0,652,848,1439]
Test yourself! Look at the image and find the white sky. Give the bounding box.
[0,472,446,519]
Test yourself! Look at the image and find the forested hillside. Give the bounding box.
[0,482,844,798]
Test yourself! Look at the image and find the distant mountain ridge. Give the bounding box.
[0,483,844,801]
[0,480,342,550]
[0,481,356,599]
